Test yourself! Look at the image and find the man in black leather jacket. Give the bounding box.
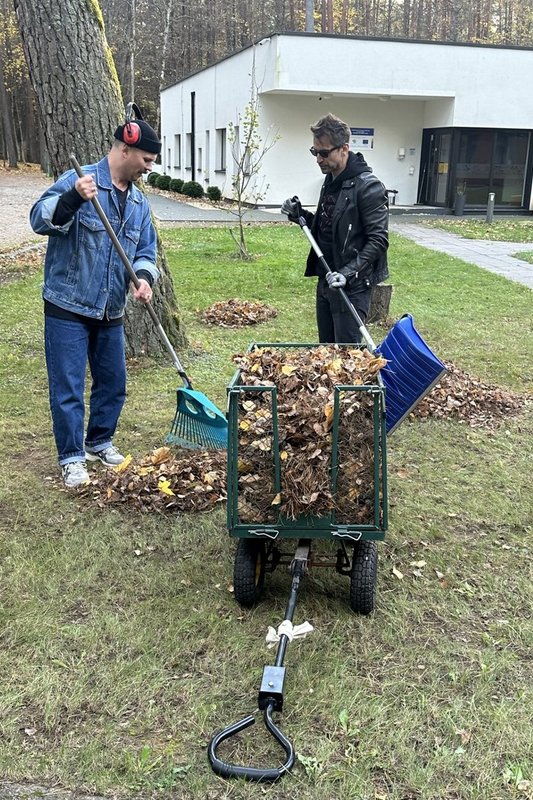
[282,113,389,343]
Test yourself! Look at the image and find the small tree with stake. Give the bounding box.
[227,59,278,260]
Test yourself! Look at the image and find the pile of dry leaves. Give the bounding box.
[413,362,527,428]
[83,446,226,512]
[198,298,277,328]
[232,345,386,524]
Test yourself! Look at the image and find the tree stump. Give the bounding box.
[367,284,393,324]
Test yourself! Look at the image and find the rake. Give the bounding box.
[70,155,228,451]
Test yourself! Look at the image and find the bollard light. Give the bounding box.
[486,192,495,224]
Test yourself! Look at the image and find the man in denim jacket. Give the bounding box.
[30,119,160,487]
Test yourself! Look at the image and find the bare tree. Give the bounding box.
[14,0,187,357]
[227,57,279,260]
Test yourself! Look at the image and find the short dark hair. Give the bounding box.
[310,114,350,147]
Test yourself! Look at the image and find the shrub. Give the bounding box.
[206,185,222,202]
[155,174,171,190]
[147,172,158,186]
[182,181,204,198]
[169,178,184,193]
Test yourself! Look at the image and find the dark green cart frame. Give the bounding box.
[226,342,388,615]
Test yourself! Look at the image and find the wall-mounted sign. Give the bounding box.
[350,127,374,151]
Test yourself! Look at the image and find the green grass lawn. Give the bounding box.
[513,250,533,265]
[0,225,531,800]
[423,217,533,243]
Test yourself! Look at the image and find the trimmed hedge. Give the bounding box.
[155,174,171,190]
[206,186,222,201]
[169,178,184,193]
[182,180,204,198]
[147,172,158,186]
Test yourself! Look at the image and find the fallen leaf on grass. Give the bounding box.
[114,453,132,472]
[392,566,404,580]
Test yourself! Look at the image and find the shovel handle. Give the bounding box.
[69,154,192,388]
[297,216,377,352]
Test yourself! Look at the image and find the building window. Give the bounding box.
[197,147,203,172]
[205,130,210,179]
[216,127,226,171]
[185,133,192,169]
[174,134,181,169]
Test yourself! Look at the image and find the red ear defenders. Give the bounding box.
[123,120,141,145]
[123,102,143,145]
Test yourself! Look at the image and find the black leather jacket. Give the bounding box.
[303,162,389,288]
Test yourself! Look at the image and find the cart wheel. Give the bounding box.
[349,541,378,615]
[233,539,266,607]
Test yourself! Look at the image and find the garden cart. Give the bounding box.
[208,342,388,782]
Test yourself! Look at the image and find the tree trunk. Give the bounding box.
[14,0,123,177]
[0,50,18,167]
[123,226,185,357]
[14,0,187,356]
[367,283,393,325]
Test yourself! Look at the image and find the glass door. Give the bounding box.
[418,130,451,206]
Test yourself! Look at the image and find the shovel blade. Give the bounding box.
[376,314,446,434]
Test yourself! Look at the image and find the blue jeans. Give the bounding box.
[44,316,126,465]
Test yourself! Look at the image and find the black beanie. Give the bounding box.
[114,119,161,155]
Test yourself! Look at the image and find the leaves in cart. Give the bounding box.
[232,345,387,523]
[198,298,277,328]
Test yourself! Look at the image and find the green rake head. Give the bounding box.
[166,388,228,450]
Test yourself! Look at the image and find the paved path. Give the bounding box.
[147,191,282,223]
[390,220,533,289]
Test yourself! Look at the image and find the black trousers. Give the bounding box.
[316,278,373,344]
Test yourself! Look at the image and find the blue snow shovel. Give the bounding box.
[292,211,446,434]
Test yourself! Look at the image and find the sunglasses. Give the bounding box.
[309,145,342,158]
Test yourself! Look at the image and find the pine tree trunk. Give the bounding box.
[0,52,18,167]
[14,0,187,356]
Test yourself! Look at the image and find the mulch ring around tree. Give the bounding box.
[81,353,529,516]
[0,243,45,285]
[198,298,278,327]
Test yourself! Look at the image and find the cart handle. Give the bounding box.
[207,701,295,782]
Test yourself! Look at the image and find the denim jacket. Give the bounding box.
[30,156,159,320]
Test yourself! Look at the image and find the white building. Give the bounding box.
[160,33,533,213]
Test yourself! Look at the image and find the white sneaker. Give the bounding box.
[62,461,90,488]
[86,444,125,466]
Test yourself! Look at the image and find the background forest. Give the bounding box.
[1,0,533,167]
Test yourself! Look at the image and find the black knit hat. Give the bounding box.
[114,119,161,155]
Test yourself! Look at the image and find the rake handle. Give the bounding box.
[69,154,192,388]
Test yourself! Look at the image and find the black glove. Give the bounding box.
[280,196,301,222]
